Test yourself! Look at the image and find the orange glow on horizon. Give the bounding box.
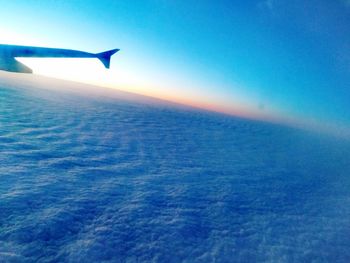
[14,57,286,125]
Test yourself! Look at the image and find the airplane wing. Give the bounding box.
[0,57,33,73]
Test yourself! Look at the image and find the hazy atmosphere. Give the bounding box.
[1,0,350,135]
[1,1,350,262]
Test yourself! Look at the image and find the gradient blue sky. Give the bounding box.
[1,0,350,131]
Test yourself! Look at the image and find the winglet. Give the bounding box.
[96,49,120,69]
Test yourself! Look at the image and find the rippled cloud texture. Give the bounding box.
[1,73,350,262]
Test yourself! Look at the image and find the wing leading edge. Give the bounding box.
[0,45,120,74]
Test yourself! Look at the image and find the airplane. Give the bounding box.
[0,44,119,74]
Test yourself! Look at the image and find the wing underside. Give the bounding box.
[0,57,32,73]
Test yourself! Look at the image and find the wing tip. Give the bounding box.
[96,49,120,69]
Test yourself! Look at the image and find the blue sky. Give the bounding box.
[1,0,350,131]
